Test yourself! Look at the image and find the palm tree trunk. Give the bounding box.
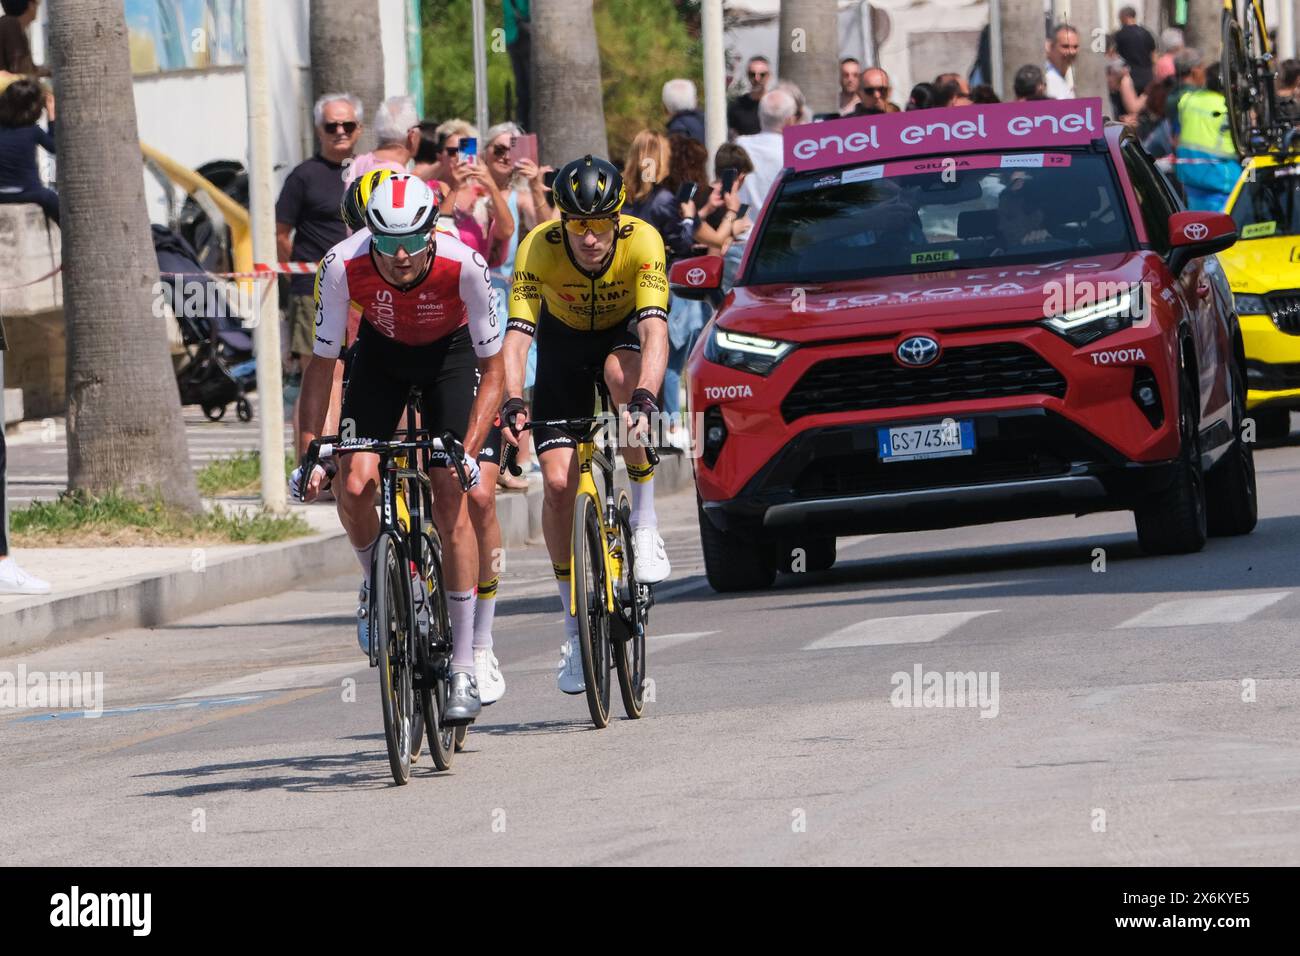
[999,0,1049,99]
[777,0,839,116]
[310,0,386,152]
[1068,1,1107,105]
[532,0,609,166]
[1183,0,1223,63]
[47,0,199,511]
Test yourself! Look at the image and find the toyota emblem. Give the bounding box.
[686,267,707,286]
[1183,222,1209,242]
[896,335,941,368]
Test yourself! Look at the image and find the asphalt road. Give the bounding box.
[3,427,1299,866]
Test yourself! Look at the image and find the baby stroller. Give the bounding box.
[153,224,257,422]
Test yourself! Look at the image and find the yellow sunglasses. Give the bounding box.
[562,215,618,236]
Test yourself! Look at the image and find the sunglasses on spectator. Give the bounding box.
[323,121,358,134]
[562,216,618,236]
[489,144,512,158]
[372,232,432,257]
[861,86,888,96]
[748,70,768,80]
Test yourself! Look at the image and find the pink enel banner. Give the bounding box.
[783,98,1106,172]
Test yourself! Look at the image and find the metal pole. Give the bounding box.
[702,0,727,178]
[990,0,1004,99]
[246,0,286,512]
[859,0,876,69]
[0,348,8,549]
[472,0,490,135]
[1280,0,1296,60]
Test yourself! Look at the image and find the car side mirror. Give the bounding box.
[1167,211,1238,277]
[669,255,724,306]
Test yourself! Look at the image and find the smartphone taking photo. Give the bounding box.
[460,137,478,164]
[720,167,738,195]
[675,181,698,205]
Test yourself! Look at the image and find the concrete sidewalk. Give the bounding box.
[0,450,695,655]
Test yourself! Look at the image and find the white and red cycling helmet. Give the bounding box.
[364,173,437,237]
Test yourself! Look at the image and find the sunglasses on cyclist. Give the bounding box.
[562,216,618,236]
[323,121,358,135]
[372,232,432,257]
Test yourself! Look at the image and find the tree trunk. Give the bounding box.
[1067,1,1108,106]
[310,0,386,152]
[47,0,199,511]
[532,0,609,166]
[1183,0,1222,62]
[999,0,1048,99]
[777,0,840,115]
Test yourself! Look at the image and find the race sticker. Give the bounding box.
[842,164,885,184]
[1241,221,1278,239]
[912,249,957,264]
[1001,153,1045,168]
[812,172,842,189]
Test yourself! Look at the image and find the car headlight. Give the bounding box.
[1042,288,1144,347]
[1232,292,1268,316]
[703,327,795,376]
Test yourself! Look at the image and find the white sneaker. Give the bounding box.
[474,648,506,704]
[0,558,51,595]
[557,636,585,695]
[632,527,671,584]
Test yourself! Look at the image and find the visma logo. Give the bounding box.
[50,886,151,936]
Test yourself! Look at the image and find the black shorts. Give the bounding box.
[340,321,477,445]
[531,307,641,453]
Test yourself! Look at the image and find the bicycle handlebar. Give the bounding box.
[518,417,660,467]
[302,431,474,494]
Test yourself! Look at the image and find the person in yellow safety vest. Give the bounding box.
[1173,56,1241,211]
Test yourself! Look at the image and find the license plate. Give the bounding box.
[877,420,975,463]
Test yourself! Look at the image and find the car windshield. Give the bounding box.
[747,151,1133,285]
[1229,165,1300,238]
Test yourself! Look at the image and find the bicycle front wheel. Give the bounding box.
[374,533,415,785]
[612,491,647,720]
[418,530,456,771]
[1222,12,1253,157]
[572,491,613,728]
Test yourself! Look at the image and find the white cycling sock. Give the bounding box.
[473,577,498,651]
[449,589,476,674]
[354,535,378,587]
[555,569,579,641]
[627,461,656,530]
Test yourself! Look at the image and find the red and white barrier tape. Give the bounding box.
[160,261,319,280]
[0,262,63,293]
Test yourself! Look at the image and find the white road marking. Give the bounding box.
[648,630,717,652]
[1116,592,1292,629]
[804,610,999,650]
[175,661,366,699]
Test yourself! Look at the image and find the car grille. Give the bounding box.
[781,342,1067,423]
[1246,360,1300,391]
[1266,290,1300,335]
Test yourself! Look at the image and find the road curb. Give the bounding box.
[1,451,696,655]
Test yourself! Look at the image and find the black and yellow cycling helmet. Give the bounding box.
[340,168,396,232]
[552,155,626,218]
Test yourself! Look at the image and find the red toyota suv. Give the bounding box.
[670,99,1257,592]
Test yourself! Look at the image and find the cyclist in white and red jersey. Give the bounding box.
[295,173,504,724]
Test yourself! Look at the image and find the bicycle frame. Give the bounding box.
[1225,0,1273,56]
[570,418,623,619]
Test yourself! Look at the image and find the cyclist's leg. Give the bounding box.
[423,329,481,677]
[468,422,503,655]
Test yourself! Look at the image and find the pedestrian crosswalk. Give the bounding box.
[804,610,999,650]
[1116,592,1292,629]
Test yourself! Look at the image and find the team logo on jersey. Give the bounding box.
[617,223,635,239]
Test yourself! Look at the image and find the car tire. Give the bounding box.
[697,498,776,592]
[1250,406,1292,444]
[1206,360,1258,537]
[1134,367,1208,555]
[772,537,836,574]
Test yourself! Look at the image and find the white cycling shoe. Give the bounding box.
[632,527,671,584]
[474,648,506,705]
[557,637,585,695]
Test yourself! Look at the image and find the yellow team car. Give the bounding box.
[1220,153,1300,442]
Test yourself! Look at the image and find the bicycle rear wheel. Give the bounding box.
[572,491,613,728]
[612,492,647,720]
[374,533,414,785]
[1223,12,1253,157]
[1242,0,1275,134]
[418,531,456,771]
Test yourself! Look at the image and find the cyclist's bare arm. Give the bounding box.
[465,351,505,458]
[460,246,505,458]
[633,316,669,398]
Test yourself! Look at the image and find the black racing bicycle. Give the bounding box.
[303,388,472,785]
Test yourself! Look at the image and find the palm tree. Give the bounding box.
[778,0,839,115]
[1183,1,1222,63]
[310,0,386,152]
[999,0,1049,99]
[1069,0,1106,105]
[46,0,199,510]
[532,0,610,165]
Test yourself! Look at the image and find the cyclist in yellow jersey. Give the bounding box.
[500,155,672,695]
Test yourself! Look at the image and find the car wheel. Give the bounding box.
[1206,361,1258,537]
[1250,406,1292,444]
[1134,366,1208,555]
[697,498,776,593]
[772,538,836,574]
